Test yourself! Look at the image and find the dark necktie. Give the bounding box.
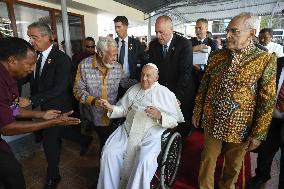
[277,81,284,112]
[35,53,43,81]
[119,40,125,65]
[163,45,168,58]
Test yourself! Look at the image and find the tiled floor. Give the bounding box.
[10,133,281,189]
[11,131,100,189]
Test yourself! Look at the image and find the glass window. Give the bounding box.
[14,4,50,41]
[55,13,84,54]
[0,2,13,37]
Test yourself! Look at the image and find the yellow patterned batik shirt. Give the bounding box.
[193,44,277,143]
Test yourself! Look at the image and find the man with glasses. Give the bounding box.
[26,22,91,189]
[72,37,96,72]
[192,12,277,189]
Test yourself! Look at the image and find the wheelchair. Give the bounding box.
[151,129,183,189]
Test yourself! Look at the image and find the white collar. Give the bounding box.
[197,37,206,42]
[142,82,158,92]
[119,36,128,43]
[41,44,53,58]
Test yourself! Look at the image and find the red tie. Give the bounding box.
[277,81,284,112]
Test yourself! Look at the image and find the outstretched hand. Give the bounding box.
[42,110,62,120]
[55,110,81,126]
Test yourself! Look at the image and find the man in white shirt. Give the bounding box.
[259,28,284,58]
[96,63,184,189]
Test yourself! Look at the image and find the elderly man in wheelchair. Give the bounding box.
[96,63,184,189]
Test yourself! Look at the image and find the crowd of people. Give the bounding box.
[0,12,283,189]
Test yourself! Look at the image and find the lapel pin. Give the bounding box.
[129,43,133,50]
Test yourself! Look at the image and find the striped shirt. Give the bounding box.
[73,55,124,126]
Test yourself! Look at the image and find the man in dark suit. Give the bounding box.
[248,57,284,189]
[114,16,144,81]
[148,15,195,139]
[191,18,218,52]
[190,18,218,91]
[26,22,91,189]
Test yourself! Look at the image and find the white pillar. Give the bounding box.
[61,0,72,57]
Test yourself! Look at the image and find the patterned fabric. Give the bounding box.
[193,44,277,143]
[73,55,123,126]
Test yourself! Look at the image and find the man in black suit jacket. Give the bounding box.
[248,57,284,189]
[149,15,195,139]
[26,22,91,189]
[114,16,144,81]
[190,18,218,91]
[191,18,218,52]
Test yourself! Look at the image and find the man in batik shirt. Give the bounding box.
[192,12,277,189]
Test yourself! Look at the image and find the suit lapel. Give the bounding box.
[203,37,209,45]
[165,34,176,59]
[128,36,132,58]
[40,46,56,80]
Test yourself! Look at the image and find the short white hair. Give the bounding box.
[96,37,117,52]
[234,12,259,30]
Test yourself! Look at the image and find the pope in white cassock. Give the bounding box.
[96,63,184,189]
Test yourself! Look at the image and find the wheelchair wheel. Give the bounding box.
[160,132,182,189]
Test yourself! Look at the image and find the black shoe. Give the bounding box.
[44,176,61,189]
[248,176,267,189]
[80,135,93,156]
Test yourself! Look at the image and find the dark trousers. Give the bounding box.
[43,126,87,178]
[0,150,25,189]
[93,124,117,153]
[255,118,284,185]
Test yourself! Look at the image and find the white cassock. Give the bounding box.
[97,82,184,189]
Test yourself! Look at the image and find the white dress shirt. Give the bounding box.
[118,37,130,77]
[264,42,284,58]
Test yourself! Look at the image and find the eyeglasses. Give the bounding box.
[225,28,241,35]
[86,45,95,48]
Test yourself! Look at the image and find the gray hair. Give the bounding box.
[28,22,53,41]
[96,37,117,52]
[234,12,259,30]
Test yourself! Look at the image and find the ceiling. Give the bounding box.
[114,0,284,24]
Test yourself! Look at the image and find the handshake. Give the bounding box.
[91,97,114,111]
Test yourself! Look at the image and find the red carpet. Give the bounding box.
[172,129,251,189]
